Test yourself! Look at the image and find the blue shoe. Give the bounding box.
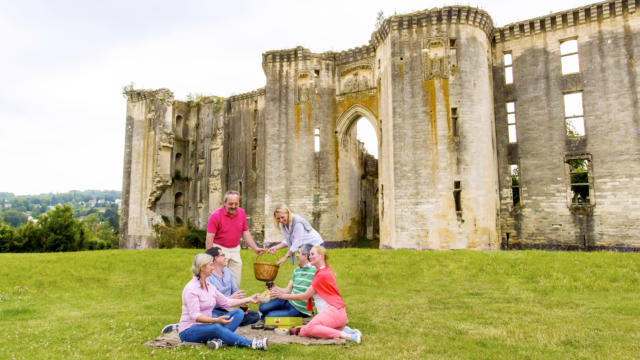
[161,323,178,334]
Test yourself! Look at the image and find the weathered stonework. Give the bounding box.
[121,1,640,251]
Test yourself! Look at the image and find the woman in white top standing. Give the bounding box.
[267,204,324,265]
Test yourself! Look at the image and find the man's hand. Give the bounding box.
[267,247,277,255]
[270,288,284,299]
[253,247,266,255]
[215,315,231,325]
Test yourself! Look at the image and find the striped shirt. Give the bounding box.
[289,264,317,316]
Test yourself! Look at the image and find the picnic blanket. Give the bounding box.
[144,327,346,348]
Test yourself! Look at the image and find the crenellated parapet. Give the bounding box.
[124,88,174,103]
[335,45,376,65]
[228,88,265,102]
[370,6,494,47]
[495,0,637,43]
[262,46,334,65]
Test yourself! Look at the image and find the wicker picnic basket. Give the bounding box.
[254,253,279,281]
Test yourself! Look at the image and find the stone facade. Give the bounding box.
[121,0,640,251]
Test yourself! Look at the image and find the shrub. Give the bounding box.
[154,225,190,248]
[0,222,15,252]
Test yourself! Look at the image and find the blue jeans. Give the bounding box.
[179,309,251,347]
[212,307,260,327]
[259,298,305,319]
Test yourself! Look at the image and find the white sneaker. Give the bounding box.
[207,338,223,350]
[161,323,178,334]
[251,337,268,350]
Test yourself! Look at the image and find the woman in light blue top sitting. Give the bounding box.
[267,204,324,265]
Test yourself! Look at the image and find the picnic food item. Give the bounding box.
[258,290,271,303]
[274,328,288,335]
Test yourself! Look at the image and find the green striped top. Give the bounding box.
[289,264,317,316]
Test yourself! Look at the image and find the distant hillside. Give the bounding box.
[0,190,121,226]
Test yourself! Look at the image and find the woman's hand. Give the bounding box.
[268,247,277,255]
[215,315,231,325]
[277,256,288,265]
[247,293,259,304]
[229,290,245,299]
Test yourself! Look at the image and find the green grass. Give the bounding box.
[1,249,639,359]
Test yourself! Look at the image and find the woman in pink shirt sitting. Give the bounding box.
[270,245,362,343]
[178,253,268,350]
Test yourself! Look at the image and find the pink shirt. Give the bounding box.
[178,276,232,333]
[206,206,248,248]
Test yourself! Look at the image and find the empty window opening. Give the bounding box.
[453,181,462,217]
[175,115,184,138]
[314,69,320,77]
[175,153,183,177]
[174,192,184,207]
[238,181,243,207]
[504,53,513,85]
[560,39,580,74]
[566,157,592,204]
[564,92,585,137]
[251,137,258,170]
[451,107,459,137]
[506,102,517,143]
[510,164,521,206]
[356,117,378,158]
[450,39,457,48]
[314,128,320,152]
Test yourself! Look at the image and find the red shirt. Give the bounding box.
[307,265,345,311]
[206,206,248,248]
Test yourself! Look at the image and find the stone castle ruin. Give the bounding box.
[121,0,640,250]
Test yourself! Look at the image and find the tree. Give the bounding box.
[0,222,15,252]
[97,221,118,249]
[15,221,43,252]
[1,208,28,227]
[39,205,86,252]
[375,10,385,29]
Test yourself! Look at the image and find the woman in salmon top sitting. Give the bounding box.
[269,245,362,343]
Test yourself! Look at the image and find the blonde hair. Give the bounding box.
[273,204,293,229]
[191,253,213,277]
[313,245,329,263]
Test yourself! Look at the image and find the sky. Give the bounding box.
[0,0,598,195]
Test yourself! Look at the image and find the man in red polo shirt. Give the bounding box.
[206,190,265,286]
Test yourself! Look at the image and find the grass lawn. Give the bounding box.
[1,248,639,359]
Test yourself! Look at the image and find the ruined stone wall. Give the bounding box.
[493,0,640,249]
[225,90,266,243]
[262,49,346,245]
[120,89,174,249]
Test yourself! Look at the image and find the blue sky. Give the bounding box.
[0,0,596,195]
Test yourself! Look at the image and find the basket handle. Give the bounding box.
[254,252,279,264]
